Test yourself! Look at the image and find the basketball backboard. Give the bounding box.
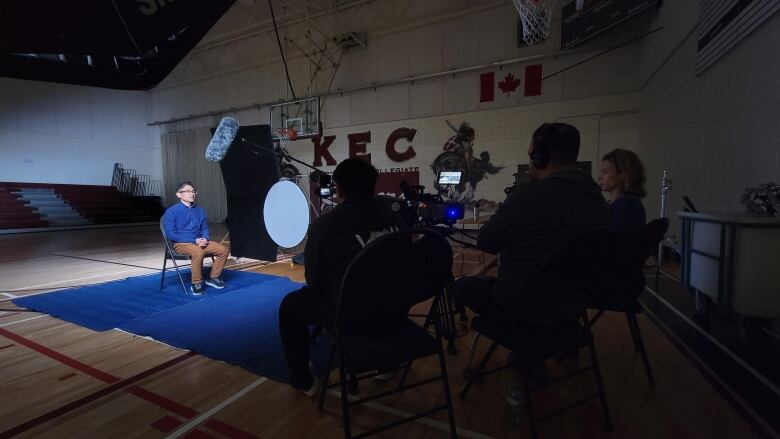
[270,97,320,140]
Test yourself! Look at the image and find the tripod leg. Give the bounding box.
[462,332,480,378]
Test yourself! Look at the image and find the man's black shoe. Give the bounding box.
[191,283,204,295]
[205,277,225,289]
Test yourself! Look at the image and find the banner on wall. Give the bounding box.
[302,120,504,209]
[479,64,543,103]
[376,167,420,198]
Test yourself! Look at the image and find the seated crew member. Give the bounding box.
[278,158,406,396]
[162,181,229,295]
[598,148,647,243]
[455,123,608,326]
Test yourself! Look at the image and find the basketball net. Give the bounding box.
[274,128,297,150]
[513,0,557,46]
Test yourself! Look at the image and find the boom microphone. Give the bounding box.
[205,117,239,162]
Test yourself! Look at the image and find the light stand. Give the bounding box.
[239,136,323,174]
[656,170,672,290]
[238,136,330,216]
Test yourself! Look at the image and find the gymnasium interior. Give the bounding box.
[1,1,779,438]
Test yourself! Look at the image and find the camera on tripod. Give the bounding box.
[397,171,465,226]
[312,171,335,198]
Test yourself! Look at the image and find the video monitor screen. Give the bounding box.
[438,171,462,185]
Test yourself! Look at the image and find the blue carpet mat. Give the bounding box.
[13,270,326,383]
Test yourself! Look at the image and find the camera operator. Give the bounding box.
[278,158,406,396]
[455,123,608,325]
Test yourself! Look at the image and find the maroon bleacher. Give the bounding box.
[0,182,160,229]
[54,185,158,224]
[0,187,48,229]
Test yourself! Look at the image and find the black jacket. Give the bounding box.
[478,168,608,309]
[304,197,406,310]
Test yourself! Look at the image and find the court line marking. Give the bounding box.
[0,268,146,301]
[0,255,66,267]
[641,301,779,439]
[2,260,264,302]
[0,315,48,327]
[166,377,269,439]
[326,390,496,439]
[364,400,497,439]
[1,260,480,436]
[0,326,121,383]
[0,351,196,439]
[0,328,261,438]
[643,285,780,397]
[113,328,187,350]
[49,252,161,271]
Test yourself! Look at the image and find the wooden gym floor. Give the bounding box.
[0,225,760,438]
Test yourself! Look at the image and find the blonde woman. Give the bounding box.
[598,149,647,241]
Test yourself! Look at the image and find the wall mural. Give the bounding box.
[431,121,503,205]
[305,122,504,211]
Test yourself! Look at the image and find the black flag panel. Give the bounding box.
[0,0,236,89]
[217,125,280,262]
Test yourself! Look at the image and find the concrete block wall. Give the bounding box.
[0,78,158,185]
[282,92,639,204]
[638,4,780,236]
[151,0,649,203]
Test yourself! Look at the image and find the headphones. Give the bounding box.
[529,123,553,169]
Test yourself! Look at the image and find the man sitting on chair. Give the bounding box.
[278,158,406,396]
[162,181,229,295]
[455,123,608,326]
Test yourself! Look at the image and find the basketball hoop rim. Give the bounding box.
[273,128,298,142]
[513,0,556,45]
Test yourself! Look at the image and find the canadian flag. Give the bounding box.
[479,64,543,103]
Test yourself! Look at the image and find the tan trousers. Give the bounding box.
[173,241,229,284]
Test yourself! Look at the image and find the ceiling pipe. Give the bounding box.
[155,0,505,92]
[148,44,596,126]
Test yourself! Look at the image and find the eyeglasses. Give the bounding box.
[178,190,197,194]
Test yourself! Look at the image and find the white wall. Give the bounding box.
[0,78,158,186]
[638,4,780,236]
[283,93,638,203]
[0,0,650,198]
[2,0,769,227]
[151,1,646,122]
[150,0,648,203]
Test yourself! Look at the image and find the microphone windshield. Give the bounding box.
[205,117,239,162]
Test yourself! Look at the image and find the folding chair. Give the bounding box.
[586,217,669,385]
[159,218,214,295]
[460,228,614,439]
[317,228,458,439]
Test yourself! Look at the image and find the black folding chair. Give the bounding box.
[586,217,669,386]
[159,218,214,295]
[317,228,458,439]
[460,228,614,439]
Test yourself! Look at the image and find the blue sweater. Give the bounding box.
[163,202,210,244]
